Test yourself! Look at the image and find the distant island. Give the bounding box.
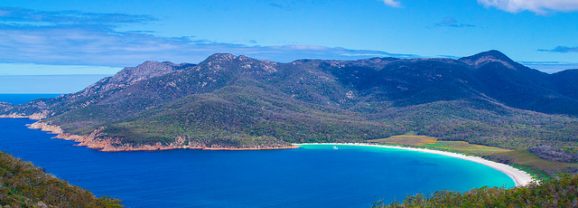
[1,50,577,177]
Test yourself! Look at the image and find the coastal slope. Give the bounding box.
[0,151,121,207]
[374,174,578,208]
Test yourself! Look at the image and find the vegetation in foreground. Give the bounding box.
[369,135,578,178]
[373,174,578,208]
[0,152,122,208]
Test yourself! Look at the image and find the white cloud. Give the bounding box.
[0,26,414,66]
[478,0,578,13]
[0,7,415,66]
[383,0,401,7]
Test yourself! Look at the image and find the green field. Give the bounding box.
[368,135,578,178]
[369,135,510,156]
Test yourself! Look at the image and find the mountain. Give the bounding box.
[2,51,577,159]
[461,50,578,115]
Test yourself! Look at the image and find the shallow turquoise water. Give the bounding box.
[0,118,514,208]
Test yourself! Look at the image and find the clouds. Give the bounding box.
[434,17,476,28]
[538,46,578,53]
[0,7,155,27]
[0,7,413,67]
[383,0,401,7]
[522,61,578,73]
[380,0,578,13]
[0,26,413,66]
[0,63,120,75]
[477,0,578,13]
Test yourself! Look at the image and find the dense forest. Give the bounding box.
[373,174,578,208]
[0,152,122,208]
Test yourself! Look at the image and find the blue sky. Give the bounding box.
[0,0,577,93]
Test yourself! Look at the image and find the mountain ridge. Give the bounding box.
[1,50,577,165]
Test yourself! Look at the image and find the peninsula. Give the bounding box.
[1,51,577,177]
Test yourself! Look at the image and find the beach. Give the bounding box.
[1,115,535,186]
[1,117,524,208]
[295,143,535,187]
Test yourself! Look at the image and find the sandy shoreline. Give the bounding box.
[0,117,536,186]
[294,143,535,187]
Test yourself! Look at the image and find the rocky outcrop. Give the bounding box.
[0,111,47,119]
[27,121,296,152]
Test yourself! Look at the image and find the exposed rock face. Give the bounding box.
[27,122,296,151]
[0,111,47,119]
[459,50,517,68]
[77,61,180,97]
[0,102,12,115]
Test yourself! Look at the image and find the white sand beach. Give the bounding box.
[294,143,535,187]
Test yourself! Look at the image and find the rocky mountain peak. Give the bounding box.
[199,53,278,73]
[71,61,178,98]
[110,61,176,85]
[0,102,11,109]
[459,50,516,68]
[204,53,236,63]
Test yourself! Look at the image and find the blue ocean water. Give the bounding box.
[0,118,514,208]
[0,94,61,104]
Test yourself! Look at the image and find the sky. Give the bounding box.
[0,0,577,93]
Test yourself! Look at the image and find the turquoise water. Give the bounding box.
[0,118,514,208]
[0,94,60,104]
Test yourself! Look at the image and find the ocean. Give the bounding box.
[0,94,61,104]
[0,118,514,208]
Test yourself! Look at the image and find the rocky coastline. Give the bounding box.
[25,121,297,152]
[0,112,47,120]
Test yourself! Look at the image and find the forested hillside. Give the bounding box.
[1,51,577,165]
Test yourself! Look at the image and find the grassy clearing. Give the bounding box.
[369,135,438,146]
[368,135,510,156]
[368,134,576,177]
[488,150,578,178]
[424,141,510,156]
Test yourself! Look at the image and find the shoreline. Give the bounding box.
[24,120,297,152]
[0,117,536,186]
[294,143,535,187]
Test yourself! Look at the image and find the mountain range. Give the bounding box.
[1,50,577,161]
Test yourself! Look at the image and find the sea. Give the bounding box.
[0,94,514,208]
[0,93,61,104]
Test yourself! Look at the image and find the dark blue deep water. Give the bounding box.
[0,94,61,104]
[0,118,514,208]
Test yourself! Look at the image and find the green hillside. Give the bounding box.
[1,51,577,172]
[0,152,122,208]
[373,174,578,208]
